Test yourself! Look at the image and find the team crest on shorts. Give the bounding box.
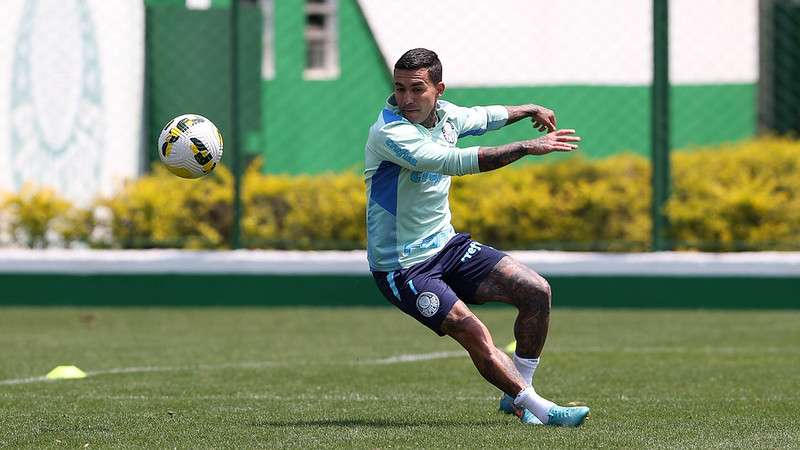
[416,292,440,318]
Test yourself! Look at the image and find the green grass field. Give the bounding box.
[1,307,798,448]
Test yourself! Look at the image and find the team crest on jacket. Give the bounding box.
[416,292,440,317]
[442,121,457,144]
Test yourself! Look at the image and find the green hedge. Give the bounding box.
[1,137,798,251]
[666,137,800,250]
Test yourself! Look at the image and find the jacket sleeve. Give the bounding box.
[445,102,508,138]
[372,122,480,176]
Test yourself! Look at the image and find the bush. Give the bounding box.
[1,184,74,248]
[1,185,101,248]
[102,164,234,249]
[666,137,800,250]
[98,159,365,250]
[243,161,365,249]
[1,137,799,251]
[451,154,650,250]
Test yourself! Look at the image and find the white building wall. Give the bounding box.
[358,0,758,87]
[0,0,144,204]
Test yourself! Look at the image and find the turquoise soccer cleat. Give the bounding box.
[499,394,543,425]
[545,405,591,427]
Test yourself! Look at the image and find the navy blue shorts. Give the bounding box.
[372,233,507,336]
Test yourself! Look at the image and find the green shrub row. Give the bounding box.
[2,137,798,251]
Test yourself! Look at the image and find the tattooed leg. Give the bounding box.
[473,256,552,358]
[441,300,526,397]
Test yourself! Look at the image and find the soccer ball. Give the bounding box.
[157,114,223,179]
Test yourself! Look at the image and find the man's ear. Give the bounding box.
[436,82,446,97]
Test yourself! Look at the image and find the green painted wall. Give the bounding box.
[0,274,795,309]
[146,0,758,174]
[445,86,650,162]
[263,46,756,172]
[671,84,756,150]
[446,83,756,162]
[145,3,262,166]
[257,0,757,172]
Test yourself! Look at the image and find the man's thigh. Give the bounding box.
[372,271,461,336]
[471,255,551,306]
[440,236,508,303]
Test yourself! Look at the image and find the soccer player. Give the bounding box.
[364,48,589,427]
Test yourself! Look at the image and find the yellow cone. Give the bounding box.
[46,365,87,380]
[504,340,516,354]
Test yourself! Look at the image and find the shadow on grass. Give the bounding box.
[249,418,501,428]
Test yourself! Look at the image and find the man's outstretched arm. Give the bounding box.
[504,105,557,132]
[477,129,580,172]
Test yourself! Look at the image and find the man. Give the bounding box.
[364,48,589,427]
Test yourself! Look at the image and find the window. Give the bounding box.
[259,0,275,79]
[185,0,212,10]
[304,0,339,80]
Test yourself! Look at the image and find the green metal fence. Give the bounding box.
[145,2,262,167]
[2,0,799,252]
[761,0,800,135]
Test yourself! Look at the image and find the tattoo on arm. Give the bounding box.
[503,105,535,126]
[478,142,529,172]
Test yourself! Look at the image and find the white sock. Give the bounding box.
[512,353,539,386]
[514,386,556,424]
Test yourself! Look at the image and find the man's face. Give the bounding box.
[393,68,445,125]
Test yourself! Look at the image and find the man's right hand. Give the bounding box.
[527,129,581,155]
[478,129,581,172]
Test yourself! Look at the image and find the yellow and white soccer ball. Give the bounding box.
[158,114,223,179]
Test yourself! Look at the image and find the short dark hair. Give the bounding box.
[394,48,442,84]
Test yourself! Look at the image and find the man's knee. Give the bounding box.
[522,271,552,312]
[441,301,481,337]
[442,303,494,353]
[492,257,552,310]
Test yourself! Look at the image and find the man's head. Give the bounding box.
[393,48,445,126]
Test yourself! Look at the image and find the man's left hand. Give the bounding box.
[530,105,556,133]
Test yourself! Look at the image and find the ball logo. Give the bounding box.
[416,292,440,318]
